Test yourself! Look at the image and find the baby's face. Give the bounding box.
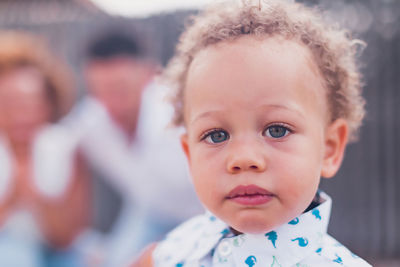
[181,36,343,234]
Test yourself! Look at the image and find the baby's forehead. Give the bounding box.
[188,36,324,90]
[184,35,329,124]
[192,36,320,75]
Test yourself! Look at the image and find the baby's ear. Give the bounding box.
[321,119,349,178]
[180,133,190,162]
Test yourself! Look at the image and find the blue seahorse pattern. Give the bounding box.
[245,256,257,267]
[333,254,343,264]
[265,231,278,248]
[312,209,321,220]
[291,237,309,247]
[288,217,299,225]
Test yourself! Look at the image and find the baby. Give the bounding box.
[136,0,371,266]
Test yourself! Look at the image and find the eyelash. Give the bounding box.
[263,123,293,139]
[199,123,293,144]
[200,128,229,144]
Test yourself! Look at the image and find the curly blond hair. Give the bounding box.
[0,31,75,122]
[164,0,366,142]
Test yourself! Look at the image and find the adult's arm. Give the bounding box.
[130,243,157,267]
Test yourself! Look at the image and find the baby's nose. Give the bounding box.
[226,144,266,174]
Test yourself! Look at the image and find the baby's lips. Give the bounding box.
[227,184,274,198]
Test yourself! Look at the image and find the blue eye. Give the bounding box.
[202,129,229,144]
[264,125,290,138]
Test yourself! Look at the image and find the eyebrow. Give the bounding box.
[189,109,223,126]
[260,104,306,119]
[190,103,306,125]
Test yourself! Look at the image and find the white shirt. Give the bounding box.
[153,192,371,267]
[64,83,202,220]
[63,82,203,265]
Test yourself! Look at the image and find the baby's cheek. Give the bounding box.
[276,166,319,203]
[191,172,218,207]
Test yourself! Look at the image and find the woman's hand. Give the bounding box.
[130,243,157,267]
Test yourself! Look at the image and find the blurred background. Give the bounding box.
[0,0,398,266]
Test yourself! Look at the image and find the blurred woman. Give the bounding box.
[0,31,90,266]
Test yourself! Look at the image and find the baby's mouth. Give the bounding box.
[226,185,274,206]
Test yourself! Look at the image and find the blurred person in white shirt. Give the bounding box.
[64,31,203,266]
